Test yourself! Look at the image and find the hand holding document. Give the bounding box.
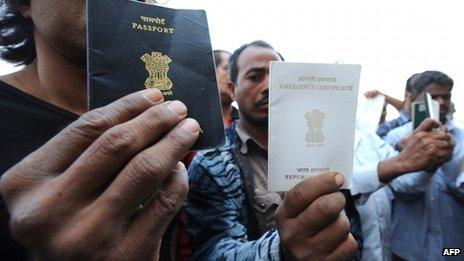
[412,92,439,129]
[87,0,224,149]
[268,62,361,191]
[357,94,385,133]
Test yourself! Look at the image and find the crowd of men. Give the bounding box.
[0,0,463,260]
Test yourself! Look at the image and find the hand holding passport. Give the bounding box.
[87,0,362,192]
[87,0,224,150]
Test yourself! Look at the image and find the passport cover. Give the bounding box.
[412,94,439,129]
[86,0,224,149]
[268,62,360,191]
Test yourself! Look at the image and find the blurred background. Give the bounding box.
[1,0,462,124]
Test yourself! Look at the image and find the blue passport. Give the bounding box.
[87,0,225,149]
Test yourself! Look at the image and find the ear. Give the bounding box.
[227,80,236,100]
[17,3,32,19]
[404,90,412,101]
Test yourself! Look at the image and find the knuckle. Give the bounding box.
[9,208,44,243]
[336,216,351,237]
[416,132,427,140]
[163,132,190,155]
[289,186,307,207]
[146,105,178,128]
[51,230,105,259]
[165,175,189,201]
[152,188,184,216]
[0,171,15,200]
[0,163,38,202]
[131,152,171,183]
[313,193,345,219]
[274,206,284,222]
[278,228,294,247]
[73,108,115,139]
[98,127,139,156]
[346,236,358,254]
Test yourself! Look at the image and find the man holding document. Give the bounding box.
[185,41,359,260]
[0,0,202,259]
[185,41,456,260]
[382,71,464,261]
[0,0,459,259]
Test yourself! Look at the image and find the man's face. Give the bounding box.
[216,52,233,105]
[28,0,87,65]
[234,46,281,127]
[26,0,154,66]
[425,83,452,123]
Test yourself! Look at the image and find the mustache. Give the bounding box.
[255,96,269,107]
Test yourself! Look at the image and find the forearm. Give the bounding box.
[351,163,384,196]
[377,155,408,183]
[202,230,281,260]
[384,95,404,111]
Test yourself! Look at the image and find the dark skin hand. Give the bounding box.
[0,89,200,260]
[378,119,454,183]
[275,173,357,261]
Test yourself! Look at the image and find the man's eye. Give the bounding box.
[248,74,262,81]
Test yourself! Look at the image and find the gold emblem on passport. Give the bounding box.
[305,109,325,144]
[141,52,173,95]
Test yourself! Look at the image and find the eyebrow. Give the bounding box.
[245,67,267,75]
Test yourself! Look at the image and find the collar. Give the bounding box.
[399,110,411,121]
[445,118,457,133]
[235,121,266,154]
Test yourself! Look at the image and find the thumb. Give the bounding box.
[414,118,441,133]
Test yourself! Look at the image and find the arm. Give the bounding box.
[384,95,404,111]
[383,120,454,194]
[443,156,464,200]
[185,156,280,260]
[388,170,433,194]
[351,131,398,196]
[364,90,404,111]
[0,90,200,259]
[452,171,464,200]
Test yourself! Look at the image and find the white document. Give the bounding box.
[268,62,361,191]
[357,94,385,133]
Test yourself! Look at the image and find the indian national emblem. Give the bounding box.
[140,51,173,94]
[305,109,326,144]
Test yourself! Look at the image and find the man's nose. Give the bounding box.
[261,75,269,93]
[435,96,446,106]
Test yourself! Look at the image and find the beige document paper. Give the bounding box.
[268,62,361,191]
[357,94,385,133]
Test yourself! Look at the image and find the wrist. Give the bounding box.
[378,155,408,183]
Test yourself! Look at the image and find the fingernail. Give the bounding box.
[179,118,200,134]
[335,174,344,187]
[173,162,186,173]
[167,100,187,116]
[141,88,163,103]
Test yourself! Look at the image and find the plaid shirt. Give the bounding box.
[185,121,363,260]
[376,110,410,138]
[185,121,280,260]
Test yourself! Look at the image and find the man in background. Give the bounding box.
[213,49,238,126]
[185,40,359,260]
[384,71,464,260]
[365,73,420,138]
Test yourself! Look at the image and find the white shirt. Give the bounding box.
[351,124,398,261]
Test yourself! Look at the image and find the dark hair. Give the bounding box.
[213,49,230,68]
[405,73,419,92]
[229,40,283,84]
[0,0,35,65]
[411,70,453,96]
